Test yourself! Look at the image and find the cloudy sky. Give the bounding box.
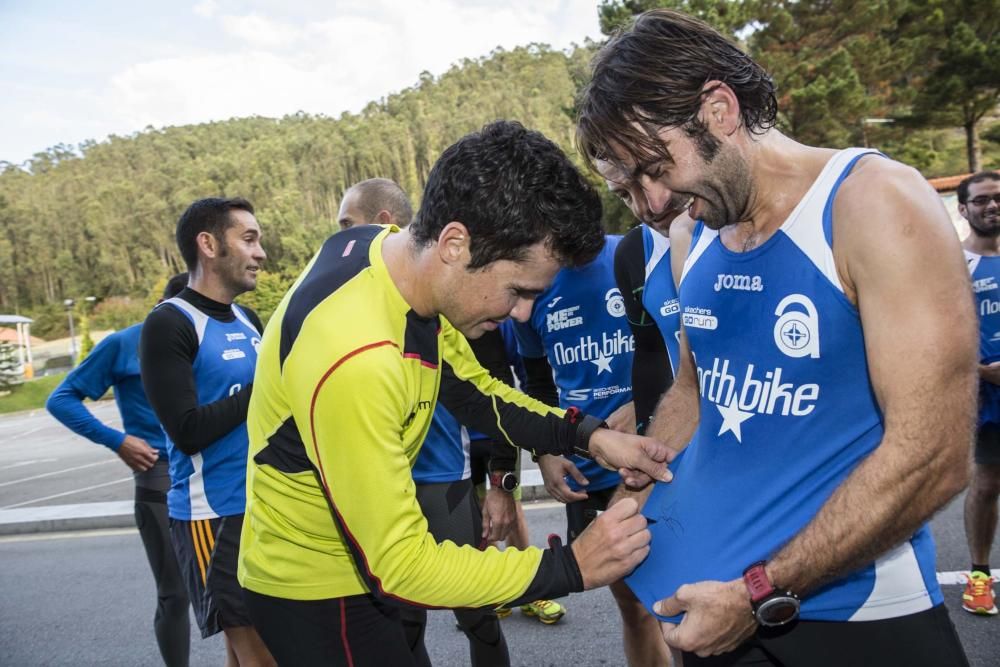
[0,0,603,165]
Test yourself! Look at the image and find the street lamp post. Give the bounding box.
[64,299,76,363]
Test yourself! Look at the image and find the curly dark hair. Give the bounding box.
[576,9,777,171]
[175,197,255,271]
[409,120,604,269]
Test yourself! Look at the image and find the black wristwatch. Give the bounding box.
[743,562,800,627]
[489,471,519,493]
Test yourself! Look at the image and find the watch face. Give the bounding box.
[501,473,519,492]
[757,596,800,627]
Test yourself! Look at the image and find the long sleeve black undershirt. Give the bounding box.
[614,225,674,435]
[139,287,263,455]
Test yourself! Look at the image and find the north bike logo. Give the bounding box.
[546,305,583,332]
[660,298,679,317]
[225,332,247,342]
[552,329,634,375]
[981,299,1000,317]
[773,294,820,359]
[605,288,626,318]
[697,357,820,443]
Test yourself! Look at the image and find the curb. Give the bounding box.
[0,479,553,536]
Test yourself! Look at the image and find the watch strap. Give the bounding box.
[743,561,775,603]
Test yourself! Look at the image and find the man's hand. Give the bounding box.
[980,362,1000,386]
[655,579,756,658]
[117,435,159,472]
[481,486,516,544]
[538,455,589,504]
[571,497,650,589]
[606,401,637,435]
[588,428,674,488]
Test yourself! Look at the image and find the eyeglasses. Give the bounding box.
[968,194,1000,207]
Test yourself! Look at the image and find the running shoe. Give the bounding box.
[494,607,513,619]
[961,571,997,615]
[520,599,565,624]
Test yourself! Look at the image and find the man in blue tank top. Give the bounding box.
[576,9,976,666]
[140,197,275,666]
[512,235,668,664]
[959,170,1000,617]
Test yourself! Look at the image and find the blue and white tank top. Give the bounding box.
[641,225,681,375]
[161,297,260,520]
[627,148,941,622]
[966,251,1000,425]
[513,236,632,492]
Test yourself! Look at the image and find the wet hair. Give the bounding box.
[175,197,254,271]
[409,120,604,269]
[343,178,413,226]
[162,272,189,299]
[957,171,1000,204]
[576,9,777,171]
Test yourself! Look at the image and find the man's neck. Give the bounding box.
[963,232,1000,256]
[188,269,237,305]
[382,229,436,317]
[721,133,834,251]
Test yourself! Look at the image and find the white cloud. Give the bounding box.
[193,0,219,19]
[3,0,603,163]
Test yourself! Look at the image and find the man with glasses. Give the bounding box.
[960,170,1000,617]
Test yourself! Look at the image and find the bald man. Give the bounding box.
[337,178,414,230]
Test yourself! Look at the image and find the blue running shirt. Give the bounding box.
[966,251,1000,425]
[641,225,681,375]
[627,148,942,622]
[513,236,632,492]
[159,297,260,520]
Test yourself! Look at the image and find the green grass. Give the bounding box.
[0,373,66,415]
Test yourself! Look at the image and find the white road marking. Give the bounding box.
[0,459,116,488]
[0,527,137,543]
[2,477,133,509]
[0,458,58,471]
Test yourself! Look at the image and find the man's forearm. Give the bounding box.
[646,360,699,453]
[767,386,972,596]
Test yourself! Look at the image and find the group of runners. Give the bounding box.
[43,9,998,667]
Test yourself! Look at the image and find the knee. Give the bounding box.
[610,581,651,624]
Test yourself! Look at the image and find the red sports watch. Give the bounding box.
[489,471,519,493]
[742,562,800,627]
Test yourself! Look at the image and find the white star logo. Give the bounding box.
[590,353,613,374]
[716,397,754,443]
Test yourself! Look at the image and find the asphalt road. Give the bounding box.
[1,406,999,665]
[1,499,998,667]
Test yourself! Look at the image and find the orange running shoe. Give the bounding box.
[962,571,997,616]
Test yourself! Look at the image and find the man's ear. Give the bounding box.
[375,210,394,226]
[700,80,741,136]
[196,231,219,260]
[437,221,471,267]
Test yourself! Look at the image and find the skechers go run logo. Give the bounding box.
[713,273,763,292]
[698,357,820,442]
[683,306,717,330]
[773,294,820,359]
[660,298,679,317]
[547,306,583,332]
